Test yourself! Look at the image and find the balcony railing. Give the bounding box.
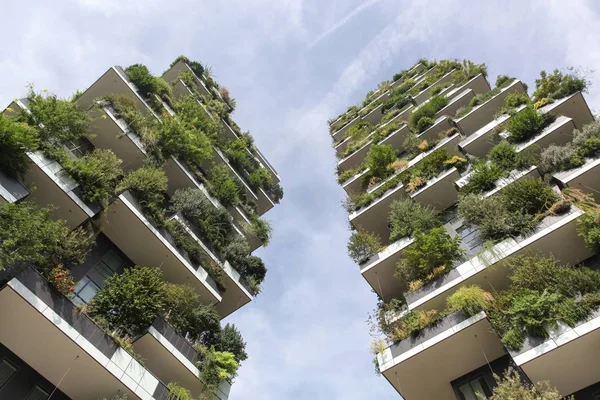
[0,267,169,400]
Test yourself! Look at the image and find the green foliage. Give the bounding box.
[89,266,166,336]
[209,165,240,207]
[416,116,434,132]
[496,92,531,116]
[463,162,503,194]
[166,383,194,400]
[64,149,122,204]
[395,227,463,283]
[495,75,514,89]
[170,188,235,252]
[163,282,221,346]
[541,120,600,173]
[171,55,205,78]
[0,114,39,177]
[488,141,522,171]
[157,116,213,168]
[218,324,248,362]
[124,64,173,105]
[506,105,555,144]
[533,68,590,102]
[198,347,240,391]
[248,167,271,191]
[347,230,382,264]
[409,95,449,133]
[577,209,600,250]
[117,166,168,215]
[446,286,493,316]
[222,239,267,289]
[21,87,90,147]
[389,309,441,342]
[502,177,559,215]
[173,95,220,141]
[487,371,569,400]
[400,149,453,192]
[345,120,373,143]
[0,202,94,272]
[388,199,440,241]
[249,216,272,245]
[365,144,396,178]
[451,60,488,84]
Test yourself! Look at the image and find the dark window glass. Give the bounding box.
[456,374,492,400]
[0,359,17,391]
[24,385,49,400]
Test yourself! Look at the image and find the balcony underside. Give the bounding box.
[540,91,594,130]
[554,158,600,203]
[381,313,505,400]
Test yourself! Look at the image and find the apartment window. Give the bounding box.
[456,374,492,400]
[592,391,600,400]
[24,385,49,400]
[73,249,126,305]
[0,359,17,391]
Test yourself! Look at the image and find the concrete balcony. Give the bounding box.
[103,191,223,311]
[342,117,456,195]
[456,166,541,198]
[360,236,414,302]
[406,207,593,314]
[23,151,101,229]
[133,317,205,396]
[0,267,170,400]
[77,66,160,120]
[378,311,505,400]
[390,63,426,89]
[436,89,475,118]
[349,167,460,246]
[554,157,600,202]
[331,115,360,143]
[458,106,527,158]
[412,70,456,105]
[337,124,411,174]
[455,80,528,136]
[510,308,600,398]
[172,214,254,317]
[447,74,491,101]
[539,91,594,130]
[0,170,28,203]
[162,60,212,99]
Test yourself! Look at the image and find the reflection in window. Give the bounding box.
[0,359,17,391]
[457,375,492,400]
[24,385,50,400]
[73,249,126,305]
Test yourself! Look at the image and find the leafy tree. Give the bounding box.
[65,149,123,204]
[388,199,440,241]
[347,230,381,264]
[157,116,213,168]
[0,202,94,272]
[486,372,569,400]
[209,165,240,207]
[506,106,555,144]
[125,64,159,97]
[366,144,396,178]
[533,68,589,102]
[0,114,39,177]
[217,324,248,362]
[89,266,166,336]
[198,347,240,391]
[117,166,168,212]
[20,87,90,147]
[173,95,220,141]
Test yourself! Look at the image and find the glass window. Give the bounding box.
[0,359,17,391]
[73,276,100,305]
[457,375,492,400]
[24,385,49,400]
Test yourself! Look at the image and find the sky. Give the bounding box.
[2,1,600,399]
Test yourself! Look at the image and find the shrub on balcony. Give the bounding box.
[163,282,221,346]
[505,105,556,144]
[446,285,493,317]
[395,227,463,288]
[20,87,90,149]
[0,202,94,273]
[541,120,600,173]
[173,95,220,140]
[197,346,240,391]
[409,95,449,133]
[218,323,248,362]
[125,64,173,107]
[249,216,272,245]
[502,177,559,215]
[399,149,458,193]
[345,120,373,143]
[117,166,168,219]
[451,60,487,84]
[532,67,590,102]
[208,165,240,207]
[576,209,600,250]
[157,116,213,168]
[463,162,503,194]
[390,309,441,342]
[347,230,382,264]
[64,149,123,205]
[222,239,267,291]
[89,266,166,336]
[388,199,440,241]
[488,371,567,400]
[166,383,193,400]
[0,114,39,177]
[170,188,235,252]
[365,144,396,178]
[248,167,272,191]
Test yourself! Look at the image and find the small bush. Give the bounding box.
[65,149,122,205]
[501,177,558,215]
[0,115,38,177]
[540,144,577,173]
[388,199,440,241]
[506,106,555,144]
[347,231,381,264]
[395,227,463,283]
[248,167,272,191]
[345,120,372,142]
[125,64,160,98]
[462,162,503,194]
[198,347,240,391]
[488,371,568,400]
[533,68,590,102]
[488,141,518,171]
[366,144,396,178]
[577,209,600,250]
[89,266,166,336]
[157,116,212,168]
[409,95,449,133]
[390,309,440,342]
[495,75,513,88]
[446,285,493,316]
[117,166,168,211]
[209,165,240,207]
[416,116,434,132]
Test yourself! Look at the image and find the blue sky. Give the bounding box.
[2,1,600,399]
